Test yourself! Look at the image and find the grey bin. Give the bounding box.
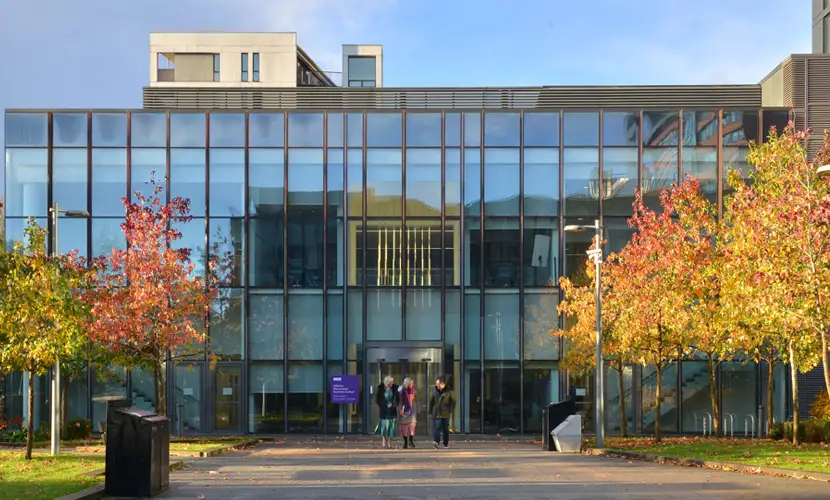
[551,414,582,453]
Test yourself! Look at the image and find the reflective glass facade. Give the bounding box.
[3,109,789,435]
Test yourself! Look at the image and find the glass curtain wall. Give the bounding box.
[2,108,768,435]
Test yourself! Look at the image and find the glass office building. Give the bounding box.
[2,105,793,436]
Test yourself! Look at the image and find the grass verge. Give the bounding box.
[590,436,830,475]
[0,451,105,500]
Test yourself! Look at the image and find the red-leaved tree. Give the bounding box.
[85,175,220,415]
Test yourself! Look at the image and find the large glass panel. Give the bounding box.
[483,217,520,288]
[327,113,344,147]
[682,110,717,146]
[445,149,461,216]
[523,112,559,147]
[366,113,402,147]
[406,113,441,147]
[723,147,753,193]
[209,113,245,147]
[762,110,789,142]
[523,218,558,287]
[249,113,284,147]
[465,217,481,288]
[327,150,344,215]
[214,365,242,431]
[327,294,344,360]
[406,148,441,217]
[445,113,461,147]
[130,367,155,412]
[91,366,126,428]
[58,218,87,258]
[53,113,88,147]
[347,148,363,217]
[288,149,324,289]
[92,218,126,259]
[172,218,206,277]
[131,113,167,148]
[604,216,636,255]
[327,154,345,288]
[563,148,599,216]
[644,111,681,147]
[642,148,678,210]
[602,148,638,216]
[446,289,461,355]
[347,291,363,358]
[366,149,402,217]
[464,292,481,360]
[5,218,45,251]
[249,293,284,360]
[5,113,47,147]
[483,362,520,433]
[721,362,757,430]
[642,364,679,433]
[603,111,639,147]
[92,113,127,147]
[210,149,244,216]
[5,149,47,216]
[367,289,402,341]
[406,289,441,340]
[484,293,520,360]
[464,113,481,147]
[92,148,127,217]
[210,289,243,360]
[524,363,560,432]
[249,217,284,288]
[249,148,284,216]
[209,218,244,287]
[288,113,324,147]
[170,113,206,148]
[404,220,442,287]
[563,112,598,146]
[484,113,520,147]
[66,367,89,420]
[523,148,558,216]
[129,148,163,206]
[605,364,634,434]
[175,364,202,433]
[287,363,323,432]
[53,149,88,213]
[682,147,717,199]
[171,149,206,216]
[463,148,481,216]
[347,113,363,147]
[722,110,759,146]
[483,148,519,216]
[288,294,323,360]
[249,363,284,433]
[563,216,594,282]
[523,292,559,359]
[465,362,483,432]
[680,361,711,433]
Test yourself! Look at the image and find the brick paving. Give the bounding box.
[148,440,830,499]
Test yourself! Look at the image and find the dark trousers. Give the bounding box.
[433,418,449,446]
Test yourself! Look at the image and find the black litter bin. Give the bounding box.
[105,399,171,497]
[541,399,576,451]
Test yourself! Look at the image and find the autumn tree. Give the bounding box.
[85,175,220,416]
[723,125,824,445]
[0,221,92,459]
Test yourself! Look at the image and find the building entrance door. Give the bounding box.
[366,347,442,439]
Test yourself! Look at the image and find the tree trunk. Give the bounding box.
[154,359,166,416]
[61,379,68,439]
[789,342,799,446]
[25,373,34,460]
[767,354,775,434]
[617,363,628,437]
[708,356,720,437]
[822,330,830,396]
[655,363,663,443]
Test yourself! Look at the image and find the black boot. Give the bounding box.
[409,436,415,448]
[403,437,409,449]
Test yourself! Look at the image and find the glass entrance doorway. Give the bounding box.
[367,347,442,438]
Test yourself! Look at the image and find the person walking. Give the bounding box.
[374,375,399,449]
[429,376,456,449]
[397,377,418,449]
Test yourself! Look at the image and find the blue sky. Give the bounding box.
[0,0,812,139]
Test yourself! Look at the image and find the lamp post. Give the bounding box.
[49,202,89,456]
[564,219,604,449]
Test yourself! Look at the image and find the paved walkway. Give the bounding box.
[149,440,830,499]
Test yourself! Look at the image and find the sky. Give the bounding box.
[0,0,812,140]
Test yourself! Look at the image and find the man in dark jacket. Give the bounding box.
[429,376,456,449]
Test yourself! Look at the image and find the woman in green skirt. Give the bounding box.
[374,375,400,448]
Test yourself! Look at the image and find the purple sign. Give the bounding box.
[330,375,359,404]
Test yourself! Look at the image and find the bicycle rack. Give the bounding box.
[723,413,735,438]
[744,414,756,438]
[703,412,713,436]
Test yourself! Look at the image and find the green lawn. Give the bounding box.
[595,437,830,475]
[0,451,104,500]
[169,437,254,452]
